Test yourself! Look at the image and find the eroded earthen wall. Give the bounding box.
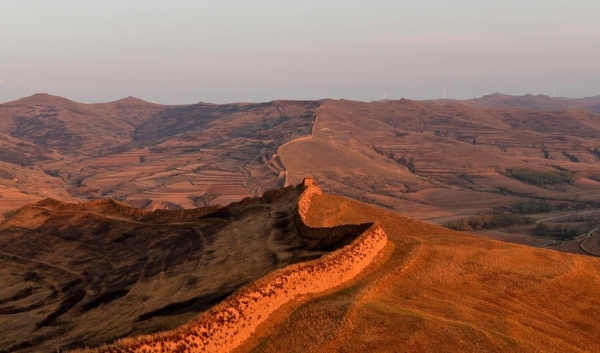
[90,179,388,353]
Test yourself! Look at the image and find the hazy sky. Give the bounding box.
[1,0,599,104]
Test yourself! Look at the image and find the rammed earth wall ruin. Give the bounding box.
[90,178,388,353]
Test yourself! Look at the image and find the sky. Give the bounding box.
[1,0,599,104]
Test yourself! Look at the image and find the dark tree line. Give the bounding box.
[497,200,553,214]
[534,223,581,238]
[445,212,534,231]
[507,167,574,186]
[562,151,580,163]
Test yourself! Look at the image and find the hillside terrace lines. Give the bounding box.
[83,178,388,353]
[1,98,320,214]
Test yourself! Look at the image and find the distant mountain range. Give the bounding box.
[2,92,600,224]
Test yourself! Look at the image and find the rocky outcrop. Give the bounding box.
[88,178,388,353]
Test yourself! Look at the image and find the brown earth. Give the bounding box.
[0,95,317,219]
[0,180,370,352]
[79,179,388,352]
[56,179,600,353]
[241,190,600,353]
[2,176,600,352]
[3,92,600,251]
[279,98,600,221]
[277,97,600,250]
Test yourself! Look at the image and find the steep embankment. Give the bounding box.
[0,179,378,353]
[84,179,388,352]
[246,192,600,353]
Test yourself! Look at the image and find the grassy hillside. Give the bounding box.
[245,191,600,352]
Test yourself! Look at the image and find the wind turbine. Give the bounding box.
[0,80,5,104]
[443,87,447,100]
[248,96,252,103]
[384,92,388,100]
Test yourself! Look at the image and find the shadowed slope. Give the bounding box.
[83,179,387,352]
[68,180,600,353]
[0,180,371,352]
[3,175,600,352]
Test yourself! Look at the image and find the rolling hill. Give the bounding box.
[0,180,372,352]
[2,179,596,352]
[243,188,600,353]
[0,95,317,215]
[2,93,600,253]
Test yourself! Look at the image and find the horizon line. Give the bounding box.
[3,91,599,106]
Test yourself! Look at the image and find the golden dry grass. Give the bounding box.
[0,181,376,352]
[245,192,600,352]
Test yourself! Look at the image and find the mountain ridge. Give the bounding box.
[2,92,600,258]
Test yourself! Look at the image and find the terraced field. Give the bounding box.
[279,99,600,220]
[3,93,600,255]
[0,95,317,217]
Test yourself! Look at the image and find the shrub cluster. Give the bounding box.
[534,223,581,238]
[458,174,475,184]
[445,212,534,231]
[507,167,574,186]
[3,209,18,220]
[188,193,220,208]
[562,151,580,162]
[589,175,600,183]
[499,200,553,214]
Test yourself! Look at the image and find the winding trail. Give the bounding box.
[277,112,319,187]
[535,210,597,224]
[580,227,600,257]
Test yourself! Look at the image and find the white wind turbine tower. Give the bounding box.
[0,80,4,104]
[384,92,388,100]
[443,87,447,100]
